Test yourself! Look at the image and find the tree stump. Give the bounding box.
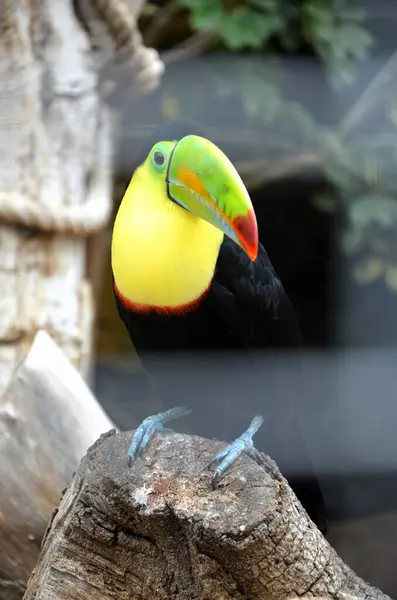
[0,330,116,600]
[24,429,391,600]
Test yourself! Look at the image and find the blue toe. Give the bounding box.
[212,415,264,484]
[127,406,191,467]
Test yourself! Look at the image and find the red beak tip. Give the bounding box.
[249,247,258,261]
[233,211,258,262]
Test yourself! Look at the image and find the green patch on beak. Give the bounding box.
[166,135,258,261]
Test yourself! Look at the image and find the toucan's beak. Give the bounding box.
[166,135,258,261]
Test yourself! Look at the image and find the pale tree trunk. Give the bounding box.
[0,0,164,396]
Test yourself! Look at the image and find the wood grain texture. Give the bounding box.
[0,0,111,391]
[0,330,116,600]
[24,428,390,600]
[0,0,164,395]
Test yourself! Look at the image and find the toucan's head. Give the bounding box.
[137,127,258,261]
[112,120,259,312]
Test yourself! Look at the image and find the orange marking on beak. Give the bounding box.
[176,166,258,261]
[176,166,233,227]
[177,166,212,203]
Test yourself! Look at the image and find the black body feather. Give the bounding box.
[114,118,327,533]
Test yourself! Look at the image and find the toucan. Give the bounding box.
[111,119,327,534]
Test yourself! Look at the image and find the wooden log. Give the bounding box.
[0,330,116,600]
[23,428,390,600]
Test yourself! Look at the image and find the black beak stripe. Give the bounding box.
[165,139,187,211]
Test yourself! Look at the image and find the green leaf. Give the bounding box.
[178,0,219,7]
[301,1,372,89]
[246,0,278,10]
[340,227,364,255]
[219,8,283,49]
[303,4,333,25]
[387,102,397,127]
[323,163,356,190]
[350,195,397,227]
[352,257,384,285]
[362,155,381,186]
[322,132,344,155]
[234,69,283,122]
[385,264,397,292]
[188,3,223,31]
[258,82,282,122]
[282,103,319,141]
[311,24,335,45]
[337,25,373,58]
[329,61,358,89]
[370,236,392,255]
[336,6,366,22]
[313,193,337,213]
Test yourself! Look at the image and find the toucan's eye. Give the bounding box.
[153,150,165,166]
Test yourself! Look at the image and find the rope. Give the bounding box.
[0,110,113,235]
[0,191,112,235]
[86,0,165,94]
[89,0,143,52]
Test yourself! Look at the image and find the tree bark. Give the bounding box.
[0,330,116,600]
[0,0,164,397]
[23,429,391,600]
[0,0,110,391]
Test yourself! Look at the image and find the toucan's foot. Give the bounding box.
[210,415,264,485]
[127,406,191,467]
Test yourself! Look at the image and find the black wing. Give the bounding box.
[210,237,327,533]
[208,236,302,350]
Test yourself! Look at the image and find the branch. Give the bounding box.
[161,30,218,65]
[235,153,322,191]
[24,430,391,600]
[143,0,180,48]
[338,51,397,138]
